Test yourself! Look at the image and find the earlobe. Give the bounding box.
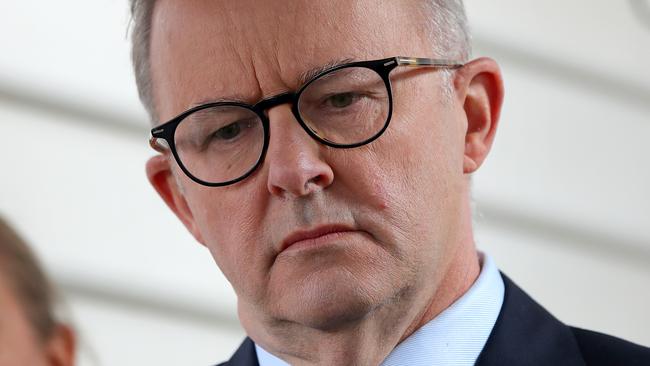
[454,57,504,174]
[146,155,206,245]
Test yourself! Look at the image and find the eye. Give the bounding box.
[326,92,358,108]
[214,121,243,140]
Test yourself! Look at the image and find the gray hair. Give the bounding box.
[129,0,471,123]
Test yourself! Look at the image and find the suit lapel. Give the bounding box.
[221,337,259,366]
[475,274,585,366]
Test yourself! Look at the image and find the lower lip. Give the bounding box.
[283,231,358,253]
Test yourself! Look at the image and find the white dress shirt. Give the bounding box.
[256,253,504,366]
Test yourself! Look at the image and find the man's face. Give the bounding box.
[149,0,471,330]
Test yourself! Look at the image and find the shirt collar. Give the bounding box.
[256,253,504,366]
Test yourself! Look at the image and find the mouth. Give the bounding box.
[280,224,360,253]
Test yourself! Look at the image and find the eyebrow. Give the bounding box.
[192,57,357,107]
[297,57,356,86]
[192,94,250,107]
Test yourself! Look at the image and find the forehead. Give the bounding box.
[149,0,429,119]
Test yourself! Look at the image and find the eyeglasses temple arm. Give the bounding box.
[395,56,463,69]
[149,137,168,153]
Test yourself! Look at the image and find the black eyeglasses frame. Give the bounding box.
[149,56,463,187]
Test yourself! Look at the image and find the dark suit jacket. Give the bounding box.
[217,274,650,365]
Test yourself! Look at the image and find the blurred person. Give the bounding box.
[129,0,650,365]
[0,217,76,366]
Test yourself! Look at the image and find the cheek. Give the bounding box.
[184,184,270,291]
[376,109,461,191]
[343,98,466,249]
[399,105,466,209]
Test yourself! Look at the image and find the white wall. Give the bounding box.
[0,1,648,365]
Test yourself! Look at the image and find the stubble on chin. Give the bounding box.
[262,243,415,332]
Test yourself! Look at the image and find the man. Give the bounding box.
[129,1,650,365]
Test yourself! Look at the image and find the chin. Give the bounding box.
[293,285,378,330]
[271,264,399,331]
[265,240,409,330]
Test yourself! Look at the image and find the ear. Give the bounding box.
[453,57,504,174]
[146,155,206,245]
[44,324,75,366]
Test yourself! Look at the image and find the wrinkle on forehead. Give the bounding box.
[192,57,356,107]
[151,0,423,118]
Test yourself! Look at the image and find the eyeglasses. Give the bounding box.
[149,56,462,187]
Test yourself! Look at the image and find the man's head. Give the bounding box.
[133,0,503,350]
[0,218,76,366]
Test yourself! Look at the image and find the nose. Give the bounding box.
[264,105,334,198]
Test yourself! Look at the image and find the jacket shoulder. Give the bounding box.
[571,327,650,365]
